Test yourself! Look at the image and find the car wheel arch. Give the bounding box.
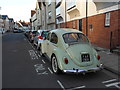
[51,53,62,70]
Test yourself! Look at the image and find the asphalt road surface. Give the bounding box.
[2,32,120,90]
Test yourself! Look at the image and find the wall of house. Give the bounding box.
[82,9,119,49]
[4,18,10,31]
[31,13,37,30]
[59,9,120,49]
[0,18,4,29]
[46,2,56,30]
[36,2,42,29]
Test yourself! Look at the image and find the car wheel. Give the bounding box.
[51,55,61,74]
[33,41,36,46]
[37,45,40,50]
[30,39,33,43]
[39,44,44,57]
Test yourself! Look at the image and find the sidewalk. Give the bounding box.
[92,45,120,75]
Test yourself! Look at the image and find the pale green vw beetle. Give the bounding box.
[41,28,103,74]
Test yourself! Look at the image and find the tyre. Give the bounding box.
[37,45,40,50]
[39,44,44,57]
[33,41,36,46]
[51,55,61,74]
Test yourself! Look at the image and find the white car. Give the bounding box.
[33,30,49,50]
[41,28,102,74]
[0,28,5,34]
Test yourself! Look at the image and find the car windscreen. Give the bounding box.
[63,33,89,44]
[41,31,49,37]
[32,31,37,34]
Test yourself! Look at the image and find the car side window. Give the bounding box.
[50,33,58,44]
[36,32,39,36]
[46,32,50,40]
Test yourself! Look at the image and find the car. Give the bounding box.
[41,28,103,74]
[24,29,31,38]
[17,29,23,33]
[0,28,5,34]
[33,30,49,50]
[13,29,23,33]
[29,30,37,43]
[13,29,18,33]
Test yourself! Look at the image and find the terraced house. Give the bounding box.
[31,0,120,49]
[56,0,120,49]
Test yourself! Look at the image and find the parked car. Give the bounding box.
[29,30,37,43]
[13,29,23,33]
[24,29,31,38]
[41,28,103,74]
[33,30,49,50]
[0,28,5,34]
[13,29,18,33]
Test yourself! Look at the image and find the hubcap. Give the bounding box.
[52,57,58,73]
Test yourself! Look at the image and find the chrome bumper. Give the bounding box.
[63,64,103,74]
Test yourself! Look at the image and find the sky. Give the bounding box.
[0,0,36,22]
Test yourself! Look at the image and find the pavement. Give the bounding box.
[92,44,120,76]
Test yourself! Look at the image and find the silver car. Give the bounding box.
[29,30,37,43]
[33,30,49,50]
[0,28,5,34]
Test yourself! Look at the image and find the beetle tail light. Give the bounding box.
[38,36,43,39]
[97,55,100,60]
[64,58,68,64]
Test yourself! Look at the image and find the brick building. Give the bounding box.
[56,1,120,49]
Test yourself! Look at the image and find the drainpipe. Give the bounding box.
[45,3,47,30]
[86,0,88,36]
[110,31,113,52]
[55,1,57,29]
[65,0,67,28]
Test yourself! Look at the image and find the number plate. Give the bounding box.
[81,54,90,62]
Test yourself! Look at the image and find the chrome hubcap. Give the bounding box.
[52,57,57,73]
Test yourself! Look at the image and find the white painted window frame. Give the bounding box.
[105,12,110,27]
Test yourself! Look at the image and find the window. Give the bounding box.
[48,0,51,5]
[63,33,89,44]
[41,31,49,37]
[89,24,93,31]
[48,11,52,19]
[66,0,76,10]
[105,12,110,27]
[50,33,58,44]
[46,32,50,40]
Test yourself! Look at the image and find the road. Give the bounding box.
[2,32,119,90]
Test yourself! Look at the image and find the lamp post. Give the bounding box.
[86,0,88,36]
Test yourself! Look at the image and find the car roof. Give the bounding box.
[37,30,49,33]
[50,28,83,35]
[31,30,37,32]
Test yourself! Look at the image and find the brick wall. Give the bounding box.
[57,9,120,49]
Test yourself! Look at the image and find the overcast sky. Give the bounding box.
[0,0,119,22]
[0,0,36,22]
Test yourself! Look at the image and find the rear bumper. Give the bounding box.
[63,64,103,74]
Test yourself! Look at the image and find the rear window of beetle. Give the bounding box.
[63,33,89,44]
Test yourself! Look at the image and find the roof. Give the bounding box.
[2,15,8,20]
[9,18,14,22]
[51,28,83,35]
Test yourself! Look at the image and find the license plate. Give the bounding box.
[81,54,90,62]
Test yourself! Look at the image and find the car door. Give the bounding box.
[47,32,58,58]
